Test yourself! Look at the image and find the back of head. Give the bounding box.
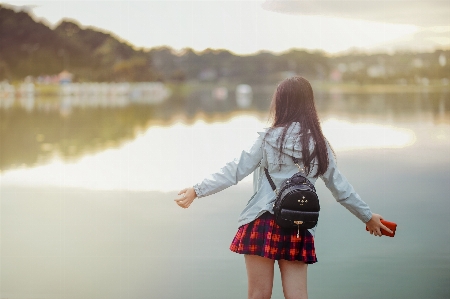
[269,76,329,177]
[270,76,316,128]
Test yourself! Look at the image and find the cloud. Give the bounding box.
[261,0,450,27]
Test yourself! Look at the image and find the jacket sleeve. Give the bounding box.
[320,143,373,223]
[193,133,264,198]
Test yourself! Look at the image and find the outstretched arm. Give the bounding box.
[321,143,393,236]
[174,132,265,209]
[320,144,373,223]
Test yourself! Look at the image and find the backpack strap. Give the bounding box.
[264,168,277,193]
[292,157,305,174]
[264,157,305,194]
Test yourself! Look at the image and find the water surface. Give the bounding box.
[1,89,449,299]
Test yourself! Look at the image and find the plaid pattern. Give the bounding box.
[230,212,317,263]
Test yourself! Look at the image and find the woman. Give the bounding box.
[175,76,391,299]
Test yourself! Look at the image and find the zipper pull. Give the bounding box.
[294,220,303,238]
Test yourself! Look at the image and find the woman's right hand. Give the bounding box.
[174,187,197,209]
[365,213,393,237]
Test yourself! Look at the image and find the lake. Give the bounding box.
[1,86,449,299]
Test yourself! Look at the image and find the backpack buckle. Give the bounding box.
[295,163,304,173]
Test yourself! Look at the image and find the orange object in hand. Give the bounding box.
[366,219,397,237]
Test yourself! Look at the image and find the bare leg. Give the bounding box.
[278,259,308,299]
[245,254,275,299]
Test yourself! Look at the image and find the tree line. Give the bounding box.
[1,5,449,84]
[0,5,154,82]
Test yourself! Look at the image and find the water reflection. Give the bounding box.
[322,119,416,150]
[0,115,265,191]
[0,104,158,172]
[0,114,421,192]
[0,86,449,174]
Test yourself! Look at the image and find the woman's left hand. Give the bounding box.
[174,187,197,209]
[365,213,393,237]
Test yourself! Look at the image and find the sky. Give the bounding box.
[2,0,449,55]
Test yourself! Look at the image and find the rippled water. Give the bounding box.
[1,89,449,299]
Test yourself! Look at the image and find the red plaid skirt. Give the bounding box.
[230,212,317,263]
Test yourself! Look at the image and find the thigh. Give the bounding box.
[278,259,308,299]
[245,254,275,299]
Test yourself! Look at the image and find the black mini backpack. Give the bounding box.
[265,158,320,237]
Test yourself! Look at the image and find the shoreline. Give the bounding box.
[3,80,449,99]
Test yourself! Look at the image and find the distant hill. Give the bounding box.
[0,4,155,82]
[0,4,448,84]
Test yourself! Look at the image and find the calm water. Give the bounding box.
[1,87,449,299]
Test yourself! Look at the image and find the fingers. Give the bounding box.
[369,225,392,237]
[174,188,195,209]
[380,223,393,234]
[369,227,381,237]
[174,197,191,208]
[374,228,382,237]
[367,223,382,237]
[376,216,393,235]
[175,200,191,209]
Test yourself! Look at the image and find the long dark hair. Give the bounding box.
[269,76,329,177]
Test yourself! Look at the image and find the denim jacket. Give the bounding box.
[193,122,373,237]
